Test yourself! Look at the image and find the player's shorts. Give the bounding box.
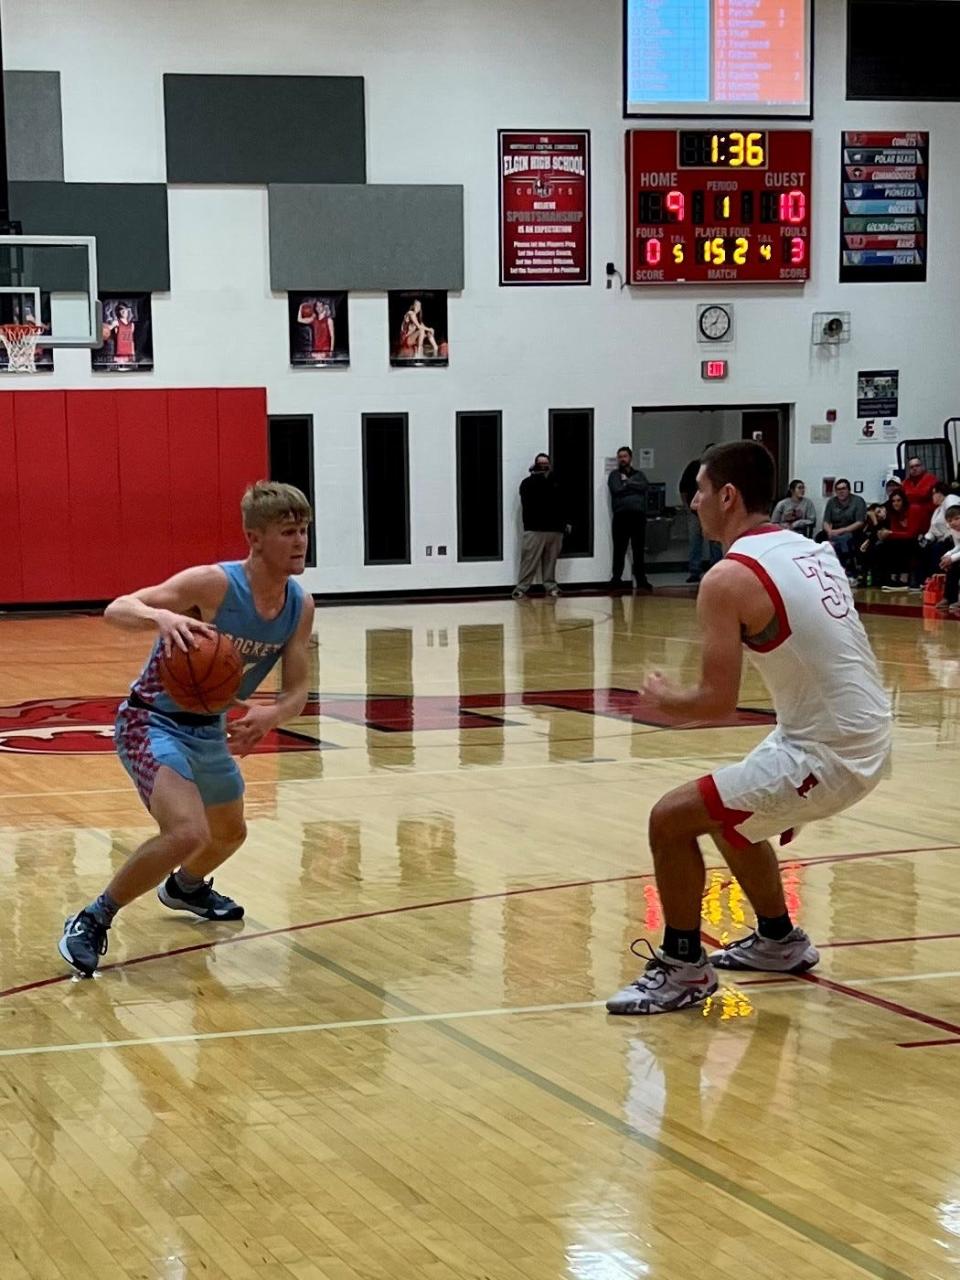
[115,703,244,811]
[698,728,889,849]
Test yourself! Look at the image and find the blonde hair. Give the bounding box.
[241,481,312,531]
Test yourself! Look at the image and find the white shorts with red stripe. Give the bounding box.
[698,729,889,850]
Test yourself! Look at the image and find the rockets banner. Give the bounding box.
[498,131,591,286]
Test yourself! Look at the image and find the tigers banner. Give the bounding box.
[498,130,591,286]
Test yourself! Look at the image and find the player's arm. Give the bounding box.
[642,564,744,721]
[227,597,315,757]
[104,566,225,654]
[297,303,313,323]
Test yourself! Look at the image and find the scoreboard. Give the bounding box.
[627,129,813,285]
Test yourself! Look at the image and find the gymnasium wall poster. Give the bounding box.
[857,369,899,418]
[288,293,350,367]
[840,132,928,283]
[0,291,53,372]
[498,130,590,286]
[388,291,449,367]
[92,294,153,373]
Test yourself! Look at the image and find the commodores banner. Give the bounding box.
[498,130,590,286]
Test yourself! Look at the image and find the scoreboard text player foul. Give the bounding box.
[627,130,813,285]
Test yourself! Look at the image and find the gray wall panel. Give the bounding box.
[269,185,464,291]
[165,74,365,184]
[5,71,63,182]
[8,182,170,291]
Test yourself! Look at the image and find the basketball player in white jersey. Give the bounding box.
[607,441,891,1015]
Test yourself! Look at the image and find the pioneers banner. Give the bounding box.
[498,130,590,286]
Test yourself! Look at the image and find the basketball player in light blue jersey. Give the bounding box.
[59,482,316,977]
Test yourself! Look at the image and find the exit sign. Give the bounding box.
[701,359,728,380]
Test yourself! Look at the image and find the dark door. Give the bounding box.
[741,408,788,494]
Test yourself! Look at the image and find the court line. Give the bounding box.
[898,1037,960,1049]
[701,928,960,1039]
[820,931,960,950]
[3,842,954,1003]
[11,974,949,1057]
[0,999,608,1058]
[272,936,913,1280]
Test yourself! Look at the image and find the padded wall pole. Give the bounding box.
[0,0,10,228]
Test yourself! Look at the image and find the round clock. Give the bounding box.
[698,304,732,341]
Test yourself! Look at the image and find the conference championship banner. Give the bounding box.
[499,131,590,286]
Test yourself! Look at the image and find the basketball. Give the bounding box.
[158,630,243,713]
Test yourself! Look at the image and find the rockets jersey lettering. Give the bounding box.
[726,526,890,763]
[128,561,305,717]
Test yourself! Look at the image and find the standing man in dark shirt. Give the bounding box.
[608,446,653,591]
[513,453,568,599]
[680,448,722,583]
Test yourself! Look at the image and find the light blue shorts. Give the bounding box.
[115,705,244,811]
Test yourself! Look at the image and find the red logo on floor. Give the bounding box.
[0,691,776,755]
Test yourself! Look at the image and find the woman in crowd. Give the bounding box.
[875,487,920,592]
[771,479,817,536]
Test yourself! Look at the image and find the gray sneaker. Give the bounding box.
[709,927,819,973]
[158,875,244,921]
[511,588,526,600]
[606,943,718,1015]
[59,911,109,977]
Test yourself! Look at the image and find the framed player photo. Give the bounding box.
[288,292,350,367]
[92,294,153,372]
[388,291,449,367]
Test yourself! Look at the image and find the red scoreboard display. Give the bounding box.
[627,130,813,285]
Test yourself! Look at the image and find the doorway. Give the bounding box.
[631,403,791,569]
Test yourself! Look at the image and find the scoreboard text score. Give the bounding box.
[627,130,813,285]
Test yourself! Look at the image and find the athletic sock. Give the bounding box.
[174,869,205,894]
[661,925,702,962]
[757,912,793,941]
[85,892,119,927]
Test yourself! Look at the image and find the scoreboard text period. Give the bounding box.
[627,130,813,285]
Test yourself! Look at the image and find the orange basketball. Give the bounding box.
[158,631,243,714]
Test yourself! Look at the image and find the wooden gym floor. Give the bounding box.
[0,590,958,1280]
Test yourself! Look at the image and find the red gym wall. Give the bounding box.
[0,388,268,605]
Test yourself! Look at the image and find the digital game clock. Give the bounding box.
[627,129,812,284]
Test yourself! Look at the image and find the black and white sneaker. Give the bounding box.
[157,875,244,921]
[59,911,109,977]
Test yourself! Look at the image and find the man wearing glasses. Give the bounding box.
[822,479,867,577]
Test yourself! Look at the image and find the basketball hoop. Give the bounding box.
[0,323,44,372]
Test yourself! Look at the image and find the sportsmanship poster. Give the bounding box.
[498,130,590,286]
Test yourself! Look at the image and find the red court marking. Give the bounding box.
[820,931,960,950]
[898,1037,960,1049]
[701,928,960,1039]
[6,841,955,1004]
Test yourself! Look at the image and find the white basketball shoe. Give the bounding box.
[709,927,819,973]
[606,943,718,1015]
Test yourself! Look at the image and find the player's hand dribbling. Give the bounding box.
[642,670,677,707]
[226,701,276,757]
[153,609,216,657]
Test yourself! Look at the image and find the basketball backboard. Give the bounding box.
[0,235,100,346]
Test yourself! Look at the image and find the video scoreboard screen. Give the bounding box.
[626,129,812,285]
[624,0,812,118]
